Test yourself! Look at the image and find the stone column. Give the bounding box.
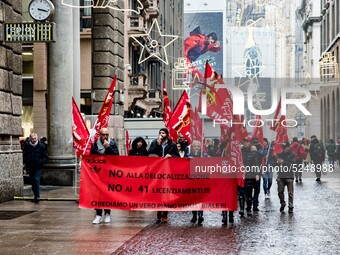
[92,0,125,153]
[0,0,23,202]
[45,1,75,185]
[73,0,81,104]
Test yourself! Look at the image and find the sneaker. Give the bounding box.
[267,191,270,196]
[104,214,111,223]
[92,215,103,224]
[162,217,168,223]
[280,205,285,212]
[197,216,204,225]
[288,207,293,213]
[253,207,259,212]
[265,194,270,199]
[247,210,252,216]
[316,178,321,182]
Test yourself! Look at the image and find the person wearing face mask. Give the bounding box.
[148,128,179,223]
[91,128,119,224]
[129,137,148,156]
[23,133,48,203]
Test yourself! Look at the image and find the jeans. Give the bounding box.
[262,171,273,195]
[28,168,42,199]
[253,179,261,208]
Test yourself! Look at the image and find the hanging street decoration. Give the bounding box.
[130,19,179,65]
[172,58,193,90]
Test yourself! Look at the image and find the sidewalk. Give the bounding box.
[0,165,339,254]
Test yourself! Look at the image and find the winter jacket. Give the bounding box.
[309,139,325,162]
[148,138,180,157]
[23,142,48,171]
[241,145,260,179]
[275,150,296,179]
[91,139,119,155]
[129,137,149,156]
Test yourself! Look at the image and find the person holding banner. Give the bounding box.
[128,137,149,156]
[148,128,179,223]
[91,128,119,224]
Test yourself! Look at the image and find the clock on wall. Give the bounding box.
[28,0,55,22]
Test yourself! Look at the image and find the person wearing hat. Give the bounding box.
[275,141,296,213]
[239,136,261,217]
[148,128,180,223]
[309,135,325,182]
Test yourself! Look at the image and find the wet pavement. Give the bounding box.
[1,166,340,255]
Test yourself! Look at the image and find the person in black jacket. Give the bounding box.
[309,135,325,182]
[148,128,179,223]
[91,128,119,224]
[23,133,48,203]
[129,137,148,156]
[275,142,296,213]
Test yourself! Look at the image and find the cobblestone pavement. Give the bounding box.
[113,169,340,255]
[0,166,340,255]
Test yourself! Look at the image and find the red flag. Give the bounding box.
[125,130,130,156]
[240,115,248,140]
[251,115,264,146]
[199,62,233,125]
[273,115,289,155]
[93,76,117,142]
[190,107,202,142]
[168,91,191,143]
[162,82,172,127]
[227,115,245,187]
[72,97,90,157]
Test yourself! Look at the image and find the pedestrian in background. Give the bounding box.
[262,138,274,198]
[129,137,148,156]
[290,137,307,183]
[275,142,296,213]
[148,128,179,223]
[251,137,263,211]
[23,133,48,203]
[91,127,119,224]
[309,135,325,182]
[326,139,337,167]
[302,138,311,170]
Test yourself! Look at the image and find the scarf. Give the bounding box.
[29,141,39,147]
[96,138,111,154]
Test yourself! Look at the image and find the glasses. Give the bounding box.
[100,133,109,136]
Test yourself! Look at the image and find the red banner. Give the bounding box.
[93,76,117,142]
[72,97,90,157]
[79,155,238,211]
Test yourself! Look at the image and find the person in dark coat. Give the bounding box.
[23,133,48,203]
[148,128,179,223]
[91,128,119,224]
[129,137,148,156]
[309,135,325,182]
[275,142,296,213]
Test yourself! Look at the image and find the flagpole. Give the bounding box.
[201,115,204,157]
[83,118,98,155]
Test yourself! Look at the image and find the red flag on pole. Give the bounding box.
[251,115,264,146]
[125,130,130,156]
[273,115,289,155]
[190,107,202,142]
[168,91,191,143]
[227,115,245,187]
[199,61,233,125]
[93,76,117,142]
[72,97,90,157]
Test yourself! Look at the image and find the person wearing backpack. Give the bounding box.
[309,135,325,182]
[326,139,337,167]
[290,137,307,183]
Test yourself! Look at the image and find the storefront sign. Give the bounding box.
[4,22,56,42]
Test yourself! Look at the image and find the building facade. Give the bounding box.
[0,0,23,202]
[319,0,340,143]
